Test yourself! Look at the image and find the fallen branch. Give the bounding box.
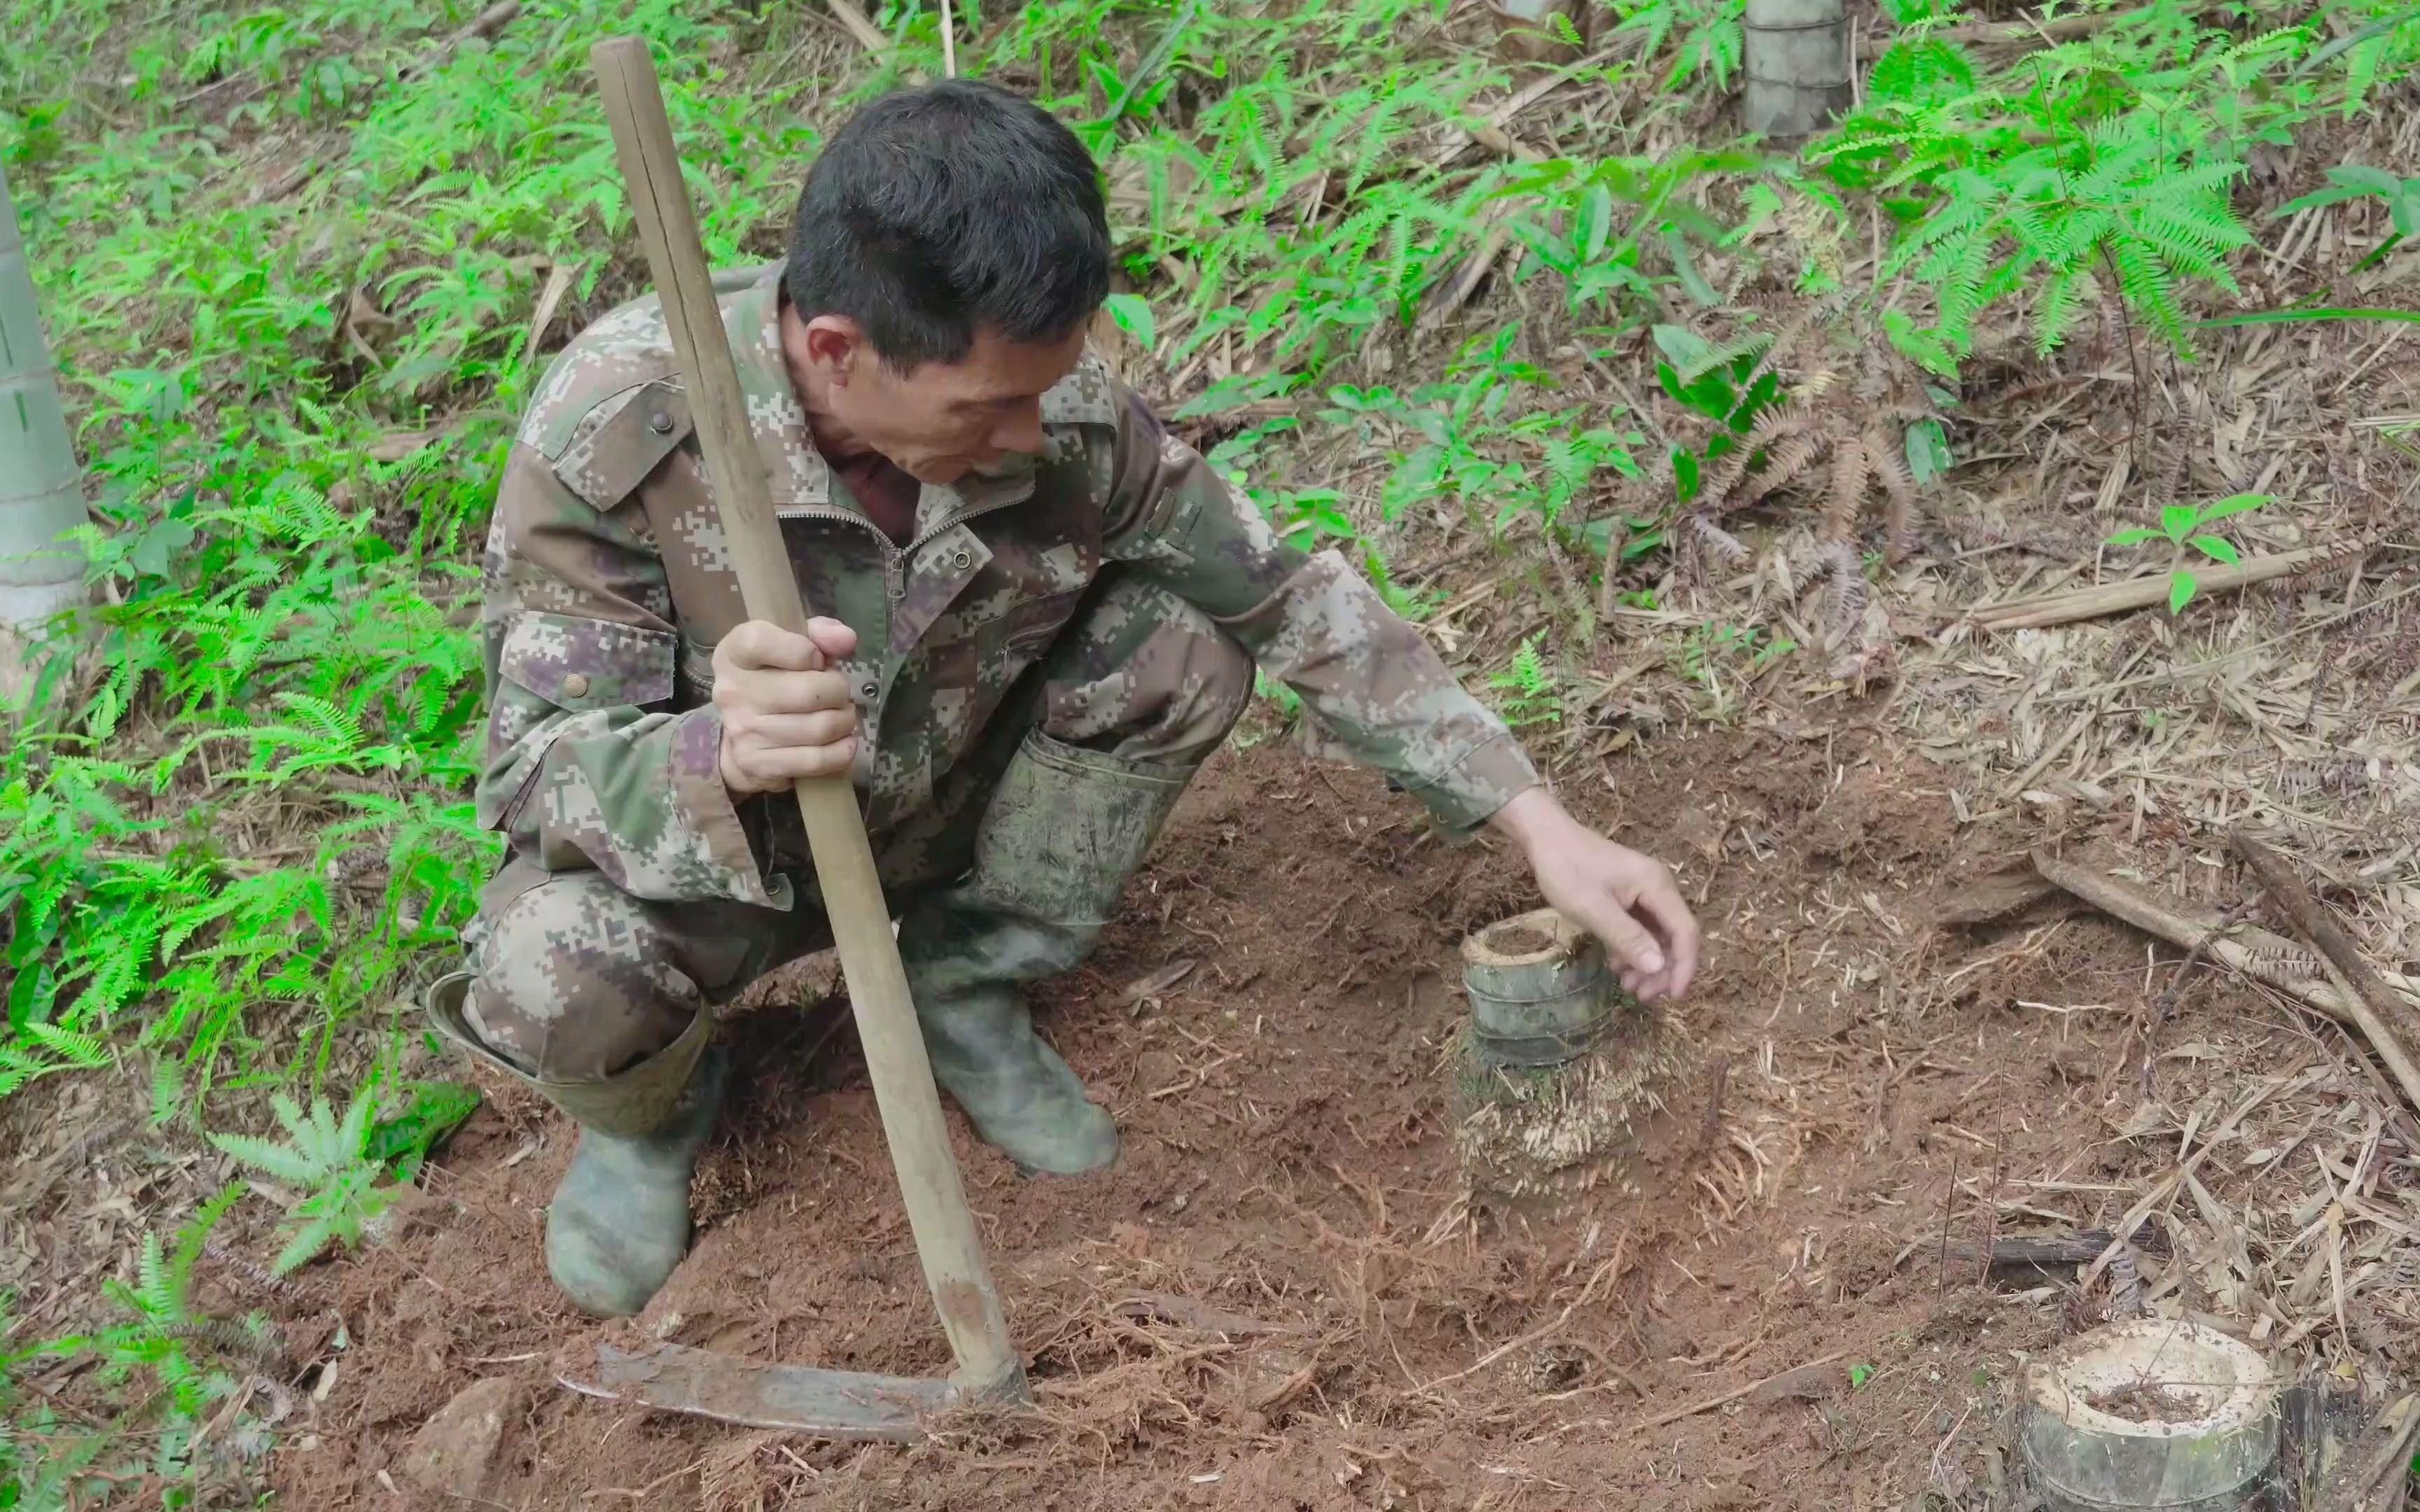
[2229,827,2420,1119]
[826,0,890,53]
[1417,56,1613,328]
[1938,1225,2169,1268]
[1436,66,1574,165]
[2230,828,2419,1034]
[1926,10,2120,43]
[1114,1292,1309,1337]
[1642,1351,1847,1430]
[1966,546,2339,631]
[2032,850,2420,1124]
[1426,197,1528,326]
[398,0,522,80]
[2028,852,2420,1017]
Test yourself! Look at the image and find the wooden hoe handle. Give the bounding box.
[589,36,1022,1400]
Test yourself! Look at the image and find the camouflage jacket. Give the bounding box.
[476,262,1540,906]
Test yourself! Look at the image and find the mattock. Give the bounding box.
[549,36,1026,1441]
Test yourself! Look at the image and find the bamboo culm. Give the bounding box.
[1741,0,1851,139]
[0,161,88,651]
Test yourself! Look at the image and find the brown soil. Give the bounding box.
[208,714,2314,1512]
[2085,1381,2211,1424]
[1479,923,1558,958]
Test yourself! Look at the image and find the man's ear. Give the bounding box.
[801,315,864,386]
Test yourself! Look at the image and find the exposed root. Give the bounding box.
[1450,1008,1691,1208]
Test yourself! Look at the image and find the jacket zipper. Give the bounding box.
[775,492,1029,611]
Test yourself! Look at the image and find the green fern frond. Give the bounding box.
[272,692,366,753]
[134,1231,178,1322]
[22,1023,110,1069]
[210,1131,324,1186]
[2035,265,2096,353]
[1677,328,1775,384]
[2106,235,2184,343]
[169,1182,244,1299]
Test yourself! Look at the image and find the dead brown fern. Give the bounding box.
[1679,312,1939,570]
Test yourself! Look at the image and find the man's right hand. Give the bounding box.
[712,617,862,797]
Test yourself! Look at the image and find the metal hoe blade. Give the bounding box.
[555,1340,959,1443]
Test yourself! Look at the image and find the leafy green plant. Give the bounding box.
[1648,321,1788,505]
[2106,491,2269,612]
[1605,0,1746,91]
[6,1185,279,1508]
[1904,416,1953,484]
[367,1078,480,1180]
[209,1086,400,1273]
[1678,620,1796,718]
[1816,0,2420,373]
[2276,162,2420,272]
[0,0,807,1124]
[1499,146,1772,316]
[1323,326,1641,542]
[1487,634,1562,729]
[1102,290,1157,351]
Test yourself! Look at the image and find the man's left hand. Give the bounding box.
[1488,788,1701,1004]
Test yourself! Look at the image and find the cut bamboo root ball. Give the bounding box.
[1449,908,1690,1207]
[2019,1319,2280,1512]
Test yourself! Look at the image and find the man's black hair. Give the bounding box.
[785,78,1110,371]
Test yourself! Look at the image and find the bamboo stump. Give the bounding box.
[1450,909,1689,1210]
[1741,0,1850,140]
[0,160,90,698]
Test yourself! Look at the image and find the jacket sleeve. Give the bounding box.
[475,444,777,906]
[1092,379,1541,835]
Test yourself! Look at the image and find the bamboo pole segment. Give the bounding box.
[0,160,89,692]
[1968,547,2338,632]
[1741,0,1850,139]
[589,36,1022,1401]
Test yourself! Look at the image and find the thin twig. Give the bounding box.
[1937,1154,1959,1295]
[1410,1236,1628,1393]
[1641,1352,1849,1430]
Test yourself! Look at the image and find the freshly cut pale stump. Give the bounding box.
[1452,907,1687,1204]
[2021,1320,2279,1512]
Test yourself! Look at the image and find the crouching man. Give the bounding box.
[424,78,1699,1317]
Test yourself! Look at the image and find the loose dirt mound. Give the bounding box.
[235,718,2333,1510]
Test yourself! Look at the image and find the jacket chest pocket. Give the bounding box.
[1001,589,1085,660]
[919,585,1087,692]
[923,526,1099,645]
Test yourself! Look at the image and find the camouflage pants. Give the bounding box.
[459,572,1251,1083]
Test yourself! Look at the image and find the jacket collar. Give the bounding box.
[726,264,1036,533]
[724,264,834,512]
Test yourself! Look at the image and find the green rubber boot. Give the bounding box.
[898,731,1197,1176]
[424,975,722,1317]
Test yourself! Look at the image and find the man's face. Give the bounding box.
[789,310,1090,486]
